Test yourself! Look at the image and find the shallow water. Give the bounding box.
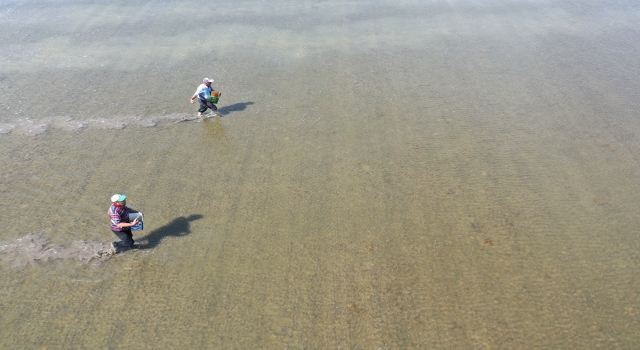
[2,0,640,348]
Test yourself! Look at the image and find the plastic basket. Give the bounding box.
[128,213,144,231]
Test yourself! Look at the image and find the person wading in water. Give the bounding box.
[190,77,221,117]
[108,194,142,253]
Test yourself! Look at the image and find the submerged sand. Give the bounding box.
[1,0,640,348]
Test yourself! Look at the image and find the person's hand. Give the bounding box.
[190,98,195,104]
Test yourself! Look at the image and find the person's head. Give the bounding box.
[111,194,127,206]
[203,77,213,86]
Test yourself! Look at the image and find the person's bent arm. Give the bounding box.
[116,217,139,228]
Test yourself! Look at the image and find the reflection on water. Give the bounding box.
[2,0,640,348]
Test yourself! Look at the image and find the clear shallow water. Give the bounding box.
[2,0,640,348]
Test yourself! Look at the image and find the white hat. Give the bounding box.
[111,194,126,202]
[203,78,213,83]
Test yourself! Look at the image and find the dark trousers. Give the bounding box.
[112,229,134,247]
[198,99,218,113]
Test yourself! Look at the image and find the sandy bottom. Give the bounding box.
[2,0,640,348]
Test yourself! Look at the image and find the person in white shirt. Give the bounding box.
[190,77,221,117]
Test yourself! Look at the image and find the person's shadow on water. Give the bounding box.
[136,214,203,249]
[218,102,254,116]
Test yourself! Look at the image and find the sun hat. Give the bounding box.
[203,78,214,83]
[111,194,127,202]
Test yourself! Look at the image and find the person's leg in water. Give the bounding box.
[197,99,209,117]
[198,99,218,117]
[207,100,218,116]
[112,229,135,252]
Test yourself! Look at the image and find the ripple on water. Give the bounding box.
[0,233,116,268]
[0,113,201,137]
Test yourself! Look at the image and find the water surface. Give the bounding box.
[1,0,640,348]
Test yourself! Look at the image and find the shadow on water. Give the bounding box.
[136,214,203,249]
[218,101,254,115]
